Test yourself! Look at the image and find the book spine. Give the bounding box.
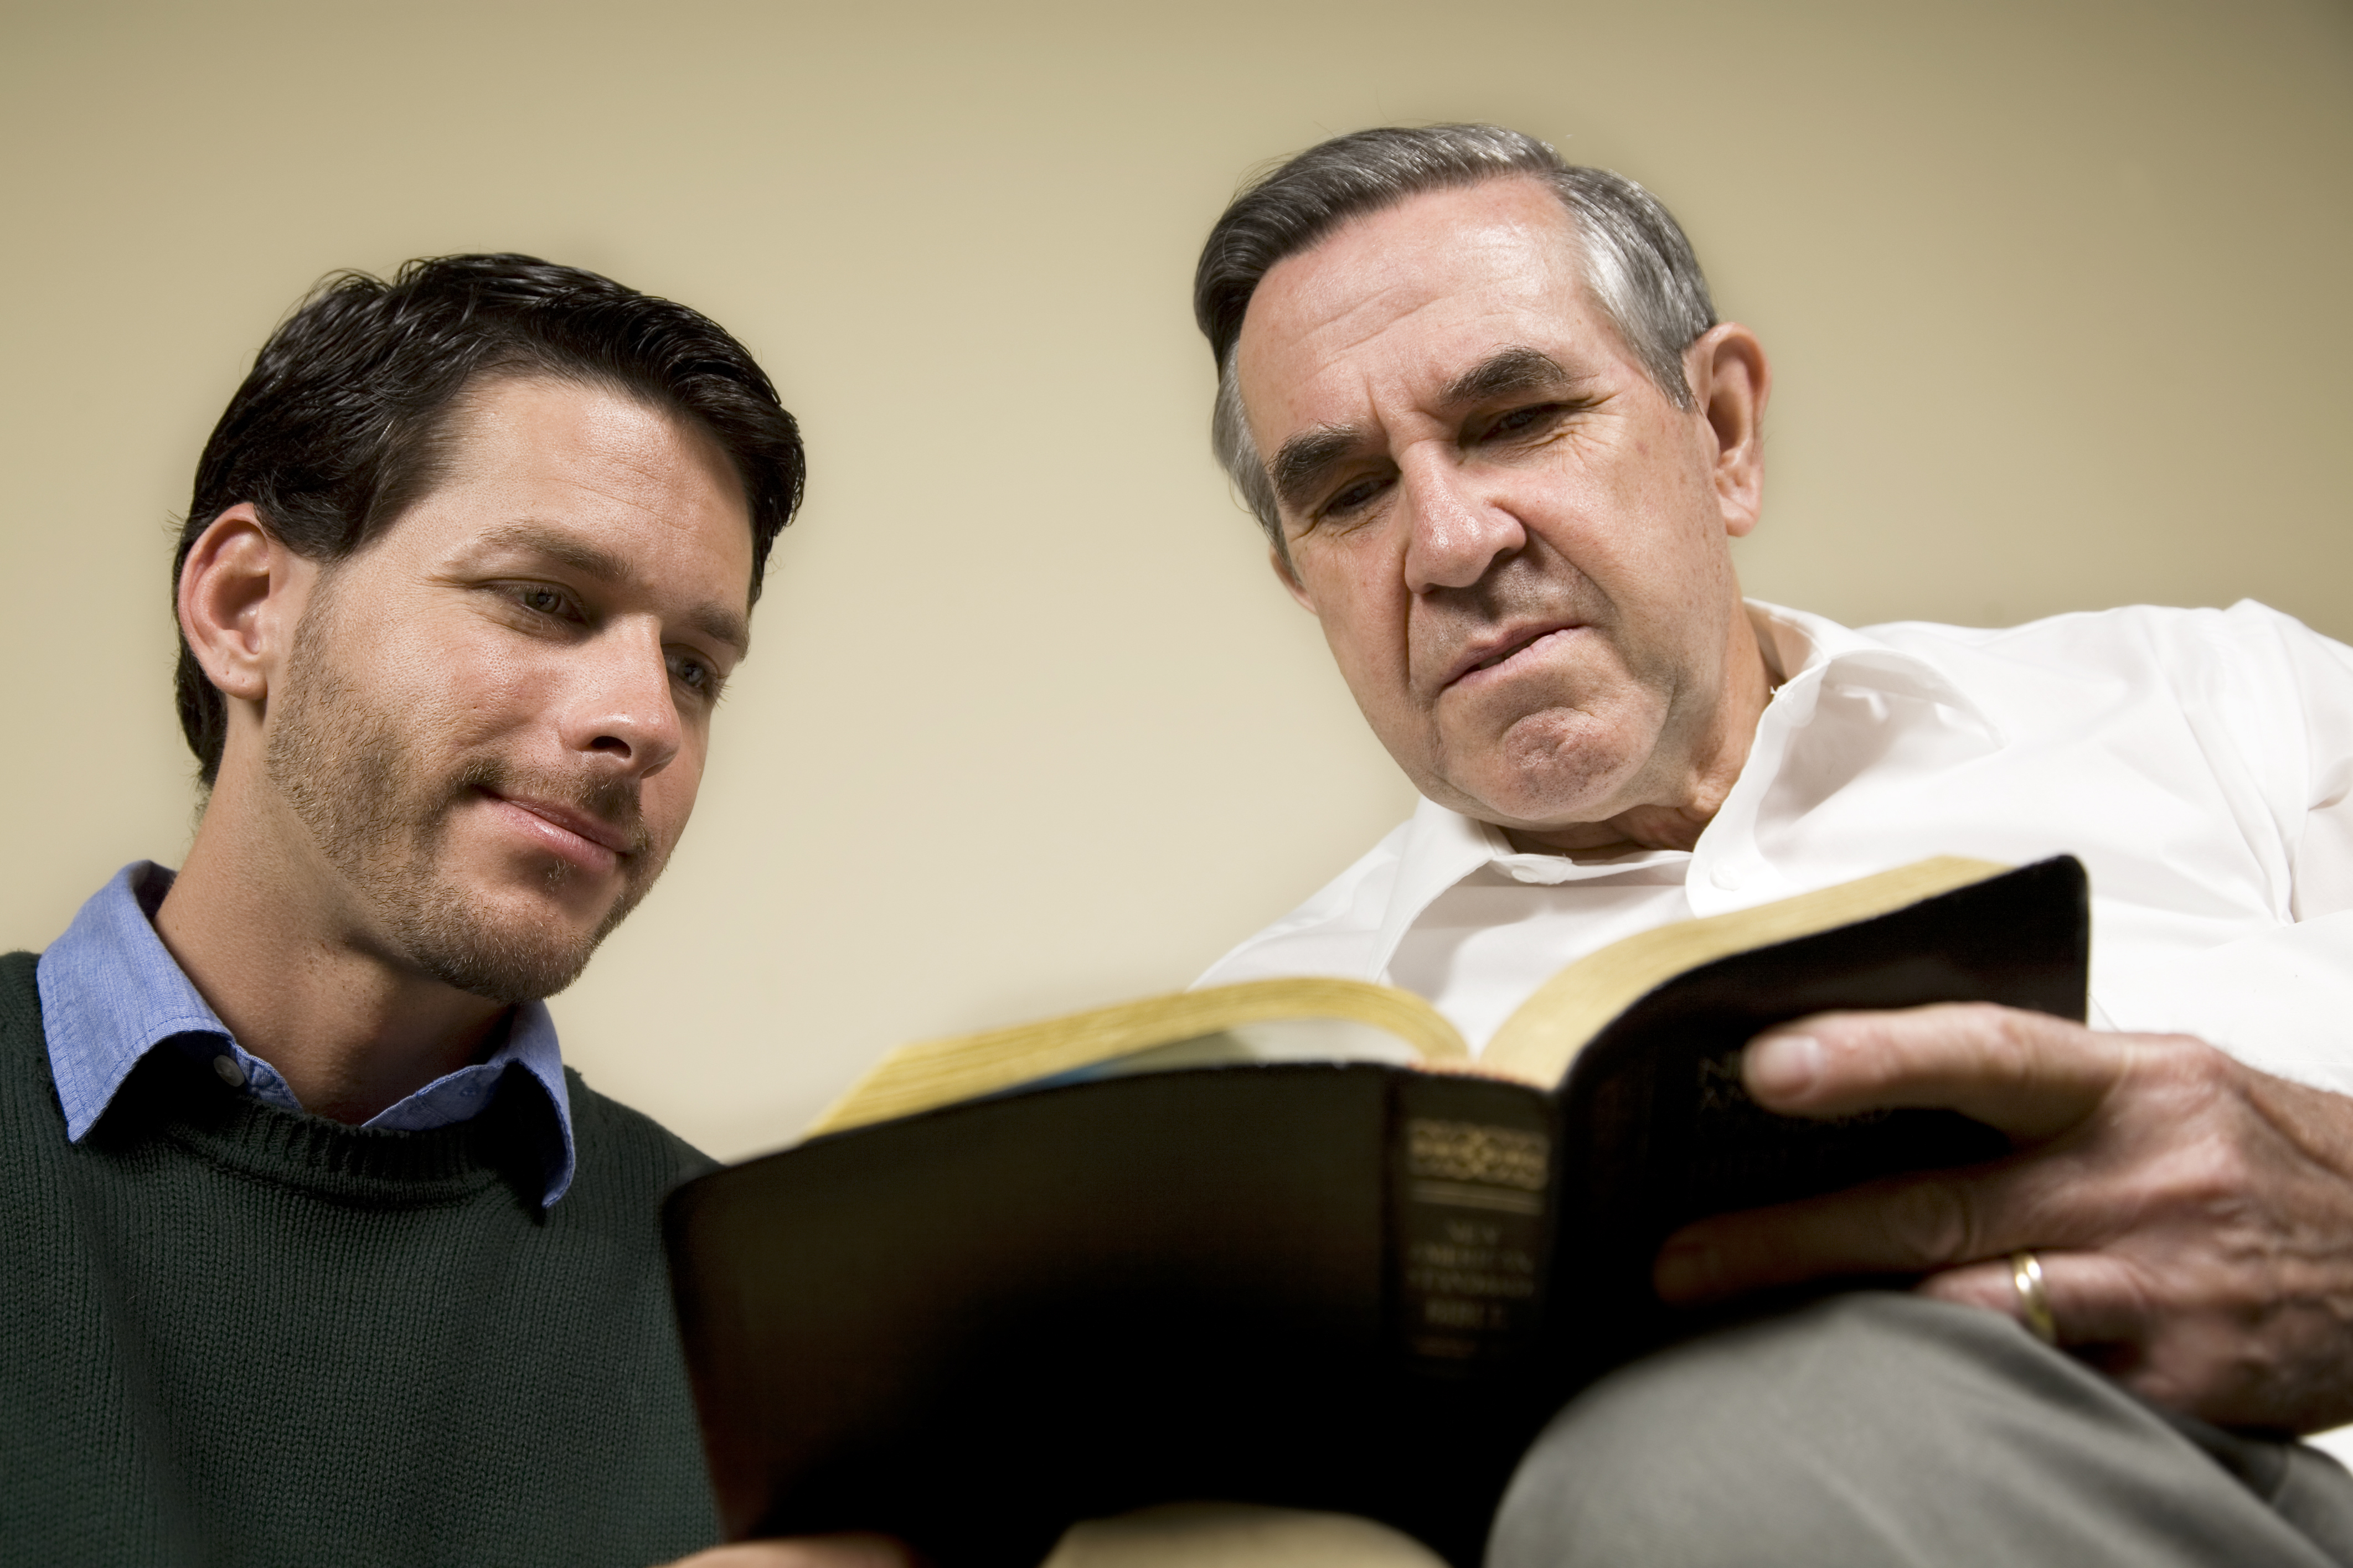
[1385,1075,1556,1370]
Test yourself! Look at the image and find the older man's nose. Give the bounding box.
[1401,457,1526,595]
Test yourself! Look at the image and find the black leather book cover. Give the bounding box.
[663,856,2088,1565]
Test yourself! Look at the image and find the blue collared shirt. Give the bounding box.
[37,862,577,1204]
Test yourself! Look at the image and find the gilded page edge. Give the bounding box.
[807,976,1469,1137]
[1480,855,2012,1085]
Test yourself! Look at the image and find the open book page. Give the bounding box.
[1064,1015,1434,1079]
[807,977,1468,1136]
[1481,855,2010,1085]
[806,856,2020,1139]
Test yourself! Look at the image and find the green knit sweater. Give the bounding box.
[0,949,724,1565]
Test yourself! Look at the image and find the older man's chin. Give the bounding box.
[1426,699,1654,805]
[1422,757,1644,842]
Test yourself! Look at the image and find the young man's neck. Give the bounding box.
[155,777,509,1126]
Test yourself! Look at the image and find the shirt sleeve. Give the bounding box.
[2278,611,2353,921]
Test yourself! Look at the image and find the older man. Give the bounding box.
[1192,126,2353,1565]
[1,255,899,1568]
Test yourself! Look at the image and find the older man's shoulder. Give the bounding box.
[1193,813,1430,989]
[1851,602,2353,784]
[1861,599,2333,669]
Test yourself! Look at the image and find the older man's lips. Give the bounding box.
[485,793,629,874]
[1441,624,1580,692]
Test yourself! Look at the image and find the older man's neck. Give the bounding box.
[1506,800,1717,856]
[156,791,511,1126]
[1505,619,1777,858]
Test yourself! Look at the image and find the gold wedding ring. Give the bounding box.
[2009,1250,2059,1346]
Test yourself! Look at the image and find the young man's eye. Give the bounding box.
[667,650,719,698]
[507,584,579,619]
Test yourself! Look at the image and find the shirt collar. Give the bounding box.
[1748,600,1998,736]
[1357,601,2000,977]
[37,862,577,1205]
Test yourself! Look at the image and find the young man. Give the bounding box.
[1192,126,2353,1565]
[3,255,888,1567]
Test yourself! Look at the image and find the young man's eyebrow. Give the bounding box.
[688,604,752,660]
[476,520,751,658]
[478,521,636,583]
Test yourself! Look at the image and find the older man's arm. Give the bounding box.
[1653,1002,2353,1434]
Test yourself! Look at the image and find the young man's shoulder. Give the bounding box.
[561,1065,721,1196]
[0,949,35,1009]
[0,950,49,1099]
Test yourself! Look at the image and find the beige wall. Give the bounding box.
[4,0,2347,1159]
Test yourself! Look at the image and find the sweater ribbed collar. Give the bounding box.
[38,863,575,1205]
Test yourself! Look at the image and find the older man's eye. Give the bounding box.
[1320,474,1392,519]
[1483,403,1568,442]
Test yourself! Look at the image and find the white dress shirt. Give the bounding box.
[1198,600,2353,1095]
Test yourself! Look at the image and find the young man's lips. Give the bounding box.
[1441,624,1580,691]
[486,794,632,870]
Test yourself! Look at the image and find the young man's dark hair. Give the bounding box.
[172,253,806,785]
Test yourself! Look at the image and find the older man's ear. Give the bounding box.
[1682,322,1771,540]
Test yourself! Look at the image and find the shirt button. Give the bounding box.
[1710,864,1744,891]
[212,1054,248,1088]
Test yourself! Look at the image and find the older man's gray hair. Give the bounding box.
[1192,123,1719,563]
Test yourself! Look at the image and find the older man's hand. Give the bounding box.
[1652,1002,2353,1434]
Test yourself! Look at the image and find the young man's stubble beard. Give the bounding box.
[264,571,667,1005]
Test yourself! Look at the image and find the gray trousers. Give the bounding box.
[1490,1292,2353,1567]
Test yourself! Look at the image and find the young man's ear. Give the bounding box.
[1681,322,1771,540]
[176,504,317,706]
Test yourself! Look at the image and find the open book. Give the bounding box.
[665,855,2089,1567]
[809,855,2053,1134]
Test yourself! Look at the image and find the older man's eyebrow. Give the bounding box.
[1269,425,1371,515]
[478,520,752,658]
[1441,345,1576,408]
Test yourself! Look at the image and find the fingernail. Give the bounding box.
[1746,1033,1824,1100]
[1654,1238,1716,1302]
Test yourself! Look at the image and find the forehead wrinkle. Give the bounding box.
[1246,208,1591,518]
[450,375,741,529]
[1287,284,1472,382]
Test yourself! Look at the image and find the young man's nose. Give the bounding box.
[561,625,683,778]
